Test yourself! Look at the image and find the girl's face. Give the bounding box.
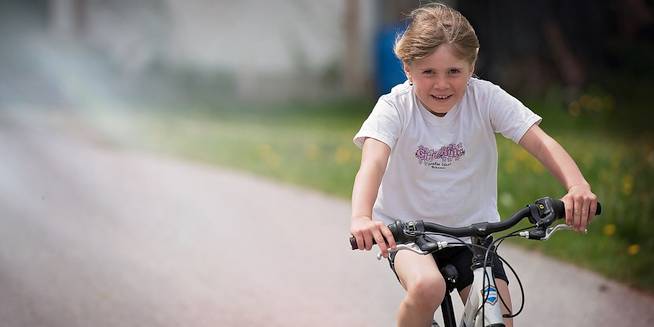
[404,44,474,116]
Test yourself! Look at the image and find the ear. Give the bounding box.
[468,60,476,78]
[403,62,412,83]
[470,49,479,75]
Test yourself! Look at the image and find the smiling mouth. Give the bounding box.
[431,95,452,101]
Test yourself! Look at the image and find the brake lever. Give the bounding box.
[377,243,426,260]
[376,241,449,260]
[519,224,586,240]
[543,224,586,240]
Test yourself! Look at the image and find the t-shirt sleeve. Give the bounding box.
[488,85,542,143]
[353,98,403,149]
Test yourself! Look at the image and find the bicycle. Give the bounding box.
[349,197,602,327]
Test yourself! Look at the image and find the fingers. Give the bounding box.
[363,229,374,251]
[373,222,398,258]
[573,200,582,231]
[573,200,588,232]
[570,199,586,232]
[350,220,396,257]
[350,224,372,250]
[371,228,388,257]
[353,231,364,251]
[589,200,598,224]
[580,195,599,231]
[582,194,599,228]
[380,224,397,250]
[563,193,598,232]
[563,197,574,226]
[350,221,376,251]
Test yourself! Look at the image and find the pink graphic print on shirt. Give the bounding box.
[415,143,466,168]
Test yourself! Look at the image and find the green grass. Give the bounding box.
[83,100,368,197]
[80,97,654,293]
[495,133,654,291]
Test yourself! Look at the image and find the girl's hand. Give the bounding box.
[561,183,598,232]
[350,216,396,258]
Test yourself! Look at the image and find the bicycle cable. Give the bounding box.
[412,230,528,323]
[475,229,531,324]
[420,232,475,252]
[490,231,529,318]
[477,238,501,325]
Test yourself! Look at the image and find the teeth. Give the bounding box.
[433,95,450,99]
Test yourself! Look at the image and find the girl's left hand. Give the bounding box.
[561,183,598,232]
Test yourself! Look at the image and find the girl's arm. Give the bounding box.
[351,137,396,258]
[519,124,598,231]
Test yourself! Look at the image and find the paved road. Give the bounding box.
[1,109,653,327]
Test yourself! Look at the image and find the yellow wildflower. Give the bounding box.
[627,244,640,256]
[589,97,603,112]
[602,224,616,237]
[259,144,272,157]
[622,175,634,195]
[515,148,529,162]
[335,146,352,164]
[579,95,592,108]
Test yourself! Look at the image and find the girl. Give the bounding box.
[350,3,598,327]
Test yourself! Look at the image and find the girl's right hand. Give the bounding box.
[350,216,396,258]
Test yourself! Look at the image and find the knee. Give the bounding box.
[405,273,446,311]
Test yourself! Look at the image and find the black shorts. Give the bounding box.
[388,246,509,293]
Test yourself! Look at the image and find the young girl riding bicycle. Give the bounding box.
[349,3,598,327]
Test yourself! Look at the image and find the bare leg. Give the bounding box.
[495,279,513,327]
[393,251,446,327]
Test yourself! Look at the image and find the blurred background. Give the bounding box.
[3,0,653,105]
[1,0,653,315]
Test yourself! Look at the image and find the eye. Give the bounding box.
[448,68,461,75]
[422,69,434,75]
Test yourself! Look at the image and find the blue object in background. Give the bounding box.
[374,22,408,96]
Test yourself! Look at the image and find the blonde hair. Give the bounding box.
[394,2,479,65]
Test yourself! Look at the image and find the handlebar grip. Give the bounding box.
[350,235,379,250]
[350,235,358,250]
[350,220,408,250]
[552,200,602,218]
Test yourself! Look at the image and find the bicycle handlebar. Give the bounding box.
[349,197,602,250]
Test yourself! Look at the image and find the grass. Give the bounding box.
[495,132,654,292]
[79,95,654,293]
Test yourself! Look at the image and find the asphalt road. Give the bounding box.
[1,109,653,327]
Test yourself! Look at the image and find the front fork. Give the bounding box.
[460,236,505,327]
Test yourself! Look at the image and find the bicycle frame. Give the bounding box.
[433,235,505,327]
[459,235,505,327]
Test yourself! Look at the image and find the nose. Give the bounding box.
[433,75,448,90]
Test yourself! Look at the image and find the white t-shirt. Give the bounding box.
[353,78,542,234]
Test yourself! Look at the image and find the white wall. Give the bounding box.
[78,0,377,99]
